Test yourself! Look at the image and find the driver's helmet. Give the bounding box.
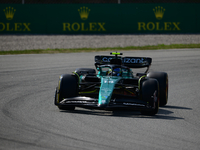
[113,68,121,76]
[106,69,112,75]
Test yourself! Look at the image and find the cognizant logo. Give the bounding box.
[123,58,144,64]
[102,57,112,62]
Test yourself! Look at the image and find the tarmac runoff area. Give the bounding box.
[0,34,200,51]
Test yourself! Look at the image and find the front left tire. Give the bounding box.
[54,74,78,110]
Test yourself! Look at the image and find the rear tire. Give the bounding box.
[140,79,159,115]
[55,74,78,110]
[147,72,168,106]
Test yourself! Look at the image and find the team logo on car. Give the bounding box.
[123,58,144,64]
[102,57,112,62]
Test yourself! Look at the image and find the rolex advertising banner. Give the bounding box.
[0,4,199,34]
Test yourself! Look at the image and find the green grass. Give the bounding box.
[0,43,200,55]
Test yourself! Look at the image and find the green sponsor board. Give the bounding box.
[196,5,200,33]
[0,4,199,34]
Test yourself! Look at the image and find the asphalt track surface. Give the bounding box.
[0,49,200,150]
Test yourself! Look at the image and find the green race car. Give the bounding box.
[54,52,168,115]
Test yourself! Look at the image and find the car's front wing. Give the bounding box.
[57,96,155,111]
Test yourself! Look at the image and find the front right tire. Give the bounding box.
[147,72,168,106]
[140,79,159,115]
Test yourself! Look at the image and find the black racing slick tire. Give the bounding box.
[55,74,78,110]
[147,72,168,106]
[140,79,159,116]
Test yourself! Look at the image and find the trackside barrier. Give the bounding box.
[0,4,199,34]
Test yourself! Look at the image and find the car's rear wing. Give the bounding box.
[122,57,152,68]
[95,55,152,68]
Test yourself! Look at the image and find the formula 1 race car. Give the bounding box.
[54,52,168,115]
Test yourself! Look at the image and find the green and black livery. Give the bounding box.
[54,52,168,115]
